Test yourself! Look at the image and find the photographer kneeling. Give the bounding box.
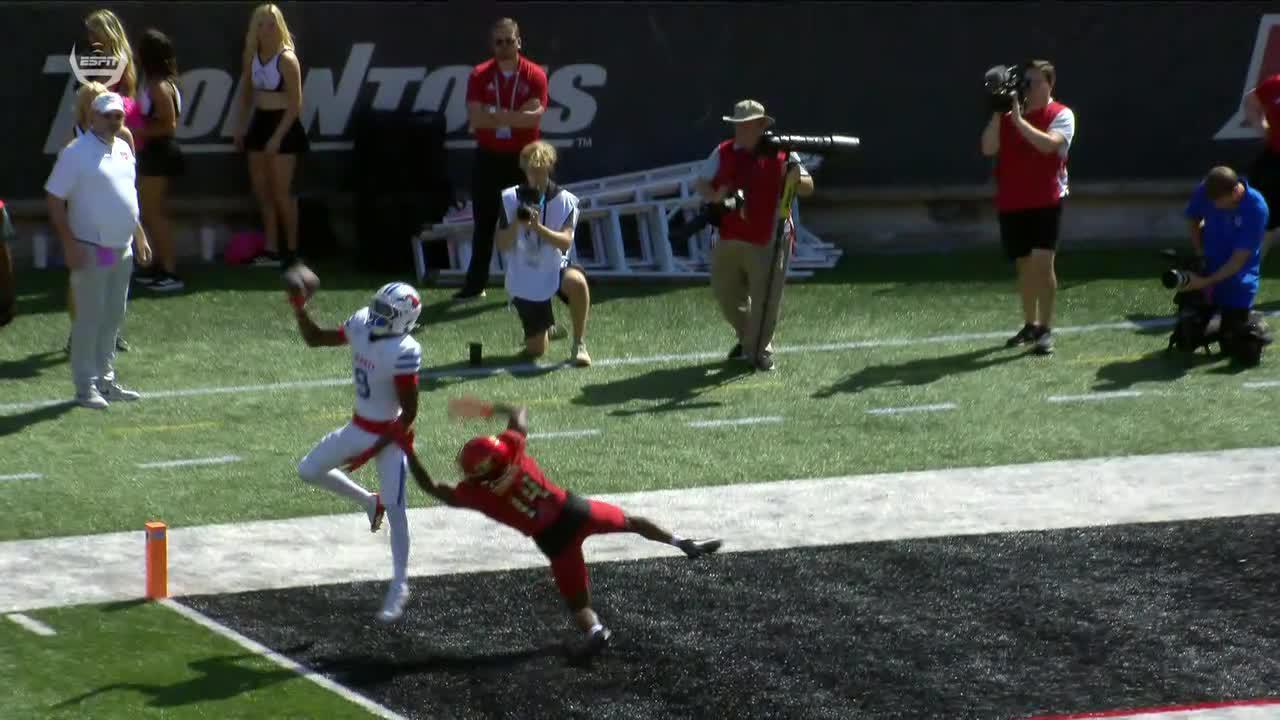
[496,140,592,367]
[1180,166,1271,367]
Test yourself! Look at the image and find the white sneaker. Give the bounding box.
[571,340,592,367]
[76,387,109,410]
[376,581,409,624]
[98,380,141,402]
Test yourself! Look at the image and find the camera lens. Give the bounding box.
[1161,269,1184,290]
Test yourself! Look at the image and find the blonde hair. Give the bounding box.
[244,4,295,68]
[74,81,110,131]
[84,9,137,97]
[520,141,557,171]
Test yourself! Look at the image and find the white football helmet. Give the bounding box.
[366,282,422,336]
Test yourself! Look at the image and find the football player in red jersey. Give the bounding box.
[403,395,722,660]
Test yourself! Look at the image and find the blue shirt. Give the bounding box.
[1184,180,1268,308]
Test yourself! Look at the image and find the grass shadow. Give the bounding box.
[0,401,75,437]
[813,346,1024,397]
[50,653,297,710]
[421,353,563,393]
[572,361,753,416]
[1092,349,1215,391]
[0,350,66,380]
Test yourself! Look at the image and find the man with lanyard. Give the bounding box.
[45,92,153,408]
[457,17,548,302]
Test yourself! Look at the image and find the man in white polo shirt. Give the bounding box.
[496,140,592,367]
[45,92,153,409]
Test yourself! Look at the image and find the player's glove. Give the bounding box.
[288,291,307,311]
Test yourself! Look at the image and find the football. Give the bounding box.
[283,262,320,301]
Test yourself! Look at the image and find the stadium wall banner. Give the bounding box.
[1,1,1278,200]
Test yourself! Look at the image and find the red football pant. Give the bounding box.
[548,500,629,600]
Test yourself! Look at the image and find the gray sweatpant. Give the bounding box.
[70,244,133,394]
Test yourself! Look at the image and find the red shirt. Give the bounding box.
[466,56,548,154]
[451,430,568,536]
[711,140,788,247]
[994,101,1070,212]
[1254,74,1280,153]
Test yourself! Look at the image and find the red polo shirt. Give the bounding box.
[466,56,548,154]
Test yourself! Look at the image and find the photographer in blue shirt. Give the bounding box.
[1182,165,1272,366]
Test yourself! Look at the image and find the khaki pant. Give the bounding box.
[710,237,789,360]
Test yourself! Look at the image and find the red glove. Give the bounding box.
[288,291,307,310]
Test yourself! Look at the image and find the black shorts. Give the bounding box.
[999,203,1063,261]
[245,109,310,154]
[511,266,583,339]
[137,135,185,177]
[1250,150,1280,231]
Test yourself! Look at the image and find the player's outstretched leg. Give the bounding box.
[298,429,384,532]
[552,546,612,665]
[375,455,412,624]
[626,514,723,559]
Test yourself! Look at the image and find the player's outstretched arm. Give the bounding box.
[292,302,345,347]
[404,445,458,506]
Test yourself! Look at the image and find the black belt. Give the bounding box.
[533,492,591,558]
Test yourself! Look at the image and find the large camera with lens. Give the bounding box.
[1161,250,1203,291]
[985,63,1030,114]
[515,186,541,222]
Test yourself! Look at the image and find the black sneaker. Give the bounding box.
[133,268,158,286]
[1006,323,1039,347]
[452,288,486,302]
[727,343,746,361]
[1033,327,1054,355]
[678,538,723,559]
[149,273,185,293]
[568,626,612,666]
[250,252,282,268]
[755,350,776,372]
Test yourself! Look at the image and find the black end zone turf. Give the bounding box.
[182,515,1280,720]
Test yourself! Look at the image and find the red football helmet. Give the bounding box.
[457,435,513,482]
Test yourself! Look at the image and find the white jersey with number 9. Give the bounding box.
[343,308,422,421]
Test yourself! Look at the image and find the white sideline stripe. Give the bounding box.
[137,455,241,470]
[688,416,783,428]
[1243,380,1280,389]
[0,473,43,481]
[6,613,56,636]
[1048,391,1145,403]
[160,599,406,720]
[4,445,1280,614]
[866,403,957,416]
[527,429,602,440]
[0,315,1200,414]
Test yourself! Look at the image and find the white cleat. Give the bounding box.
[376,582,409,624]
[97,380,141,402]
[76,387,109,410]
[367,494,386,533]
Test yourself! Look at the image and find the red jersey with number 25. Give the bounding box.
[451,430,568,536]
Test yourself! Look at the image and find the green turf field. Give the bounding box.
[4,249,1280,719]
[3,249,1280,542]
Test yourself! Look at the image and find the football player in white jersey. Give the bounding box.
[290,281,423,623]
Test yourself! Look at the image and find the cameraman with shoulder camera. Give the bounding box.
[495,140,592,367]
[695,100,814,373]
[1179,166,1271,366]
[980,60,1075,356]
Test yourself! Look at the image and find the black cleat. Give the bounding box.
[567,626,612,666]
[1006,323,1039,347]
[678,538,723,559]
[727,343,746,361]
[1032,327,1054,356]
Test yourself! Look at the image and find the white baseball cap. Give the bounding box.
[92,92,126,115]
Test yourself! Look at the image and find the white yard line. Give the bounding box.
[6,613,56,636]
[866,403,957,416]
[1048,391,1145,403]
[527,429,602,440]
[688,416,784,428]
[0,473,43,481]
[4,445,1280,615]
[0,315,1205,415]
[1242,380,1280,389]
[136,455,241,470]
[160,599,406,720]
